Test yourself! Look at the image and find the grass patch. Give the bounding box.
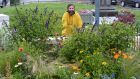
[0,2,94,16]
[0,3,140,22]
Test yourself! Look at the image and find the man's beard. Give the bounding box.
[67,11,75,16]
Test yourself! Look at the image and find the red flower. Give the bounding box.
[18,47,24,52]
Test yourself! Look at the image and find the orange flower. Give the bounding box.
[114,53,119,59]
[122,53,128,59]
[18,47,24,52]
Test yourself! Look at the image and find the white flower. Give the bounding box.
[18,62,23,65]
[14,64,19,68]
[73,72,79,75]
[58,66,65,68]
[14,62,23,68]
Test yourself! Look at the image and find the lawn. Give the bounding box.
[0,2,140,23]
[0,2,140,22]
[0,2,94,16]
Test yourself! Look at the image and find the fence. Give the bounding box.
[135,20,140,50]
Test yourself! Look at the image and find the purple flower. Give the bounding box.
[34,5,38,14]
[45,19,50,29]
[111,73,115,78]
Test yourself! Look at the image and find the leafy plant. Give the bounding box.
[60,22,136,78]
[77,48,134,79]
[10,6,61,51]
[60,22,136,61]
[0,51,19,77]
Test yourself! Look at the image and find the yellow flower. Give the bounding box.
[93,52,96,55]
[80,60,83,63]
[111,48,114,51]
[80,50,84,53]
[86,55,90,58]
[113,52,116,54]
[128,55,134,59]
[71,65,80,72]
[111,48,117,51]
[118,50,122,54]
[97,52,100,55]
[102,62,107,65]
[85,72,90,77]
[72,65,78,70]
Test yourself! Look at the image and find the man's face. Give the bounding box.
[68,6,75,16]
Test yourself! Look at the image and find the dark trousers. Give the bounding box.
[2,0,7,6]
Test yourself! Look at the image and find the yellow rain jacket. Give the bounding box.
[62,11,83,36]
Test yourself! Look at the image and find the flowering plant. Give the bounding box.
[14,47,29,68]
[77,48,133,79]
[60,22,136,78]
[117,10,135,24]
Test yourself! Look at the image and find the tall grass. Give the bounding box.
[0,51,19,76]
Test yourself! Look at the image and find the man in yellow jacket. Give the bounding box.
[62,4,83,36]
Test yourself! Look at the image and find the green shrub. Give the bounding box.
[60,22,136,61]
[78,49,126,79]
[10,6,61,51]
[60,22,136,78]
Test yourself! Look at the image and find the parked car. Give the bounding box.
[92,0,117,5]
[91,0,95,4]
[121,0,140,8]
[111,0,118,5]
[0,0,7,8]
